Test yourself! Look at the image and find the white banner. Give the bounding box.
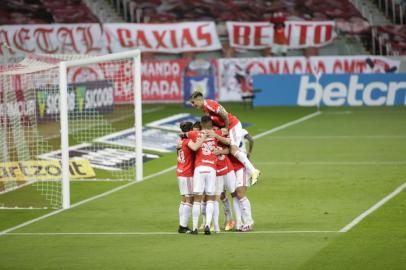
[0,24,107,56]
[226,21,336,49]
[0,22,221,59]
[104,22,221,53]
[217,56,402,101]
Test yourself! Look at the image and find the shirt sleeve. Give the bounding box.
[205,100,220,114]
[187,131,197,142]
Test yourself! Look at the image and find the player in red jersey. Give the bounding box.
[189,91,260,185]
[214,143,237,232]
[210,129,255,232]
[176,121,196,233]
[187,116,220,235]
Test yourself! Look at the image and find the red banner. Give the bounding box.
[141,59,187,102]
[226,21,336,49]
[67,59,187,103]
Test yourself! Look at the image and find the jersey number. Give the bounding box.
[202,141,215,156]
[177,150,185,163]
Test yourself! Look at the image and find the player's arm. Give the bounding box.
[176,140,182,150]
[245,133,254,158]
[187,134,206,151]
[218,105,229,130]
[206,130,231,145]
[213,146,230,156]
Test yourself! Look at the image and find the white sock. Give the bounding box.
[233,196,242,228]
[192,202,201,231]
[201,201,207,225]
[222,197,232,221]
[239,197,254,225]
[213,201,220,231]
[235,151,256,174]
[179,202,184,226]
[181,203,192,227]
[205,200,214,227]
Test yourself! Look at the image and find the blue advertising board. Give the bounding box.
[183,75,216,106]
[253,73,406,106]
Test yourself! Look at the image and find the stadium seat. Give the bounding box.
[0,0,99,24]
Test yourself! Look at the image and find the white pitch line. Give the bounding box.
[0,111,321,237]
[253,111,321,140]
[256,161,406,166]
[0,166,176,237]
[5,230,340,236]
[339,181,406,232]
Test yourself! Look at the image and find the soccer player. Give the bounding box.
[214,144,237,231]
[176,121,195,233]
[208,130,254,231]
[187,116,220,235]
[189,91,260,185]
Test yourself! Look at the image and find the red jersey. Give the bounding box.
[216,144,234,176]
[176,138,195,177]
[228,154,244,171]
[274,26,288,45]
[203,99,239,129]
[188,131,218,170]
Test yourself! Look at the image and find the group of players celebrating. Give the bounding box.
[176,91,261,234]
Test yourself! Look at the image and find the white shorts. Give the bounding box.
[216,171,237,195]
[215,175,224,195]
[177,176,193,196]
[235,168,250,188]
[193,166,216,195]
[229,121,244,151]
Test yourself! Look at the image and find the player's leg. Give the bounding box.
[229,122,260,184]
[199,195,207,230]
[213,175,225,233]
[203,167,217,235]
[179,196,186,228]
[223,171,237,231]
[235,168,254,232]
[192,168,205,234]
[180,177,193,232]
[178,177,192,233]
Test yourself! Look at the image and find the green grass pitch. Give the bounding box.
[0,104,405,270]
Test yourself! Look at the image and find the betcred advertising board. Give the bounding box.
[253,73,406,107]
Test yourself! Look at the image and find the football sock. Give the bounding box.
[192,202,201,231]
[235,151,256,174]
[239,197,254,225]
[205,200,214,227]
[179,202,185,225]
[233,196,242,228]
[181,202,192,228]
[222,197,232,221]
[213,201,220,231]
[201,201,207,225]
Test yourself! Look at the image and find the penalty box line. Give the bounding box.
[0,111,321,237]
[339,181,406,232]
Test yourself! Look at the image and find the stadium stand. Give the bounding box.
[372,25,406,55]
[0,0,99,24]
[112,0,369,31]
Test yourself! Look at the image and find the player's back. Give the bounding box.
[188,131,218,169]
[203,99,239,128]
[177,138,194,177]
